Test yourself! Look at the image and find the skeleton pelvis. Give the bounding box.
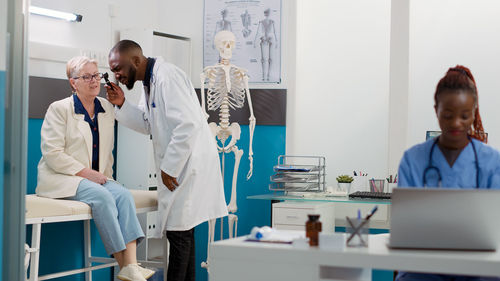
[209,122,241,152]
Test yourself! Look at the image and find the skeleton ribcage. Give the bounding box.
[206,67,246,111]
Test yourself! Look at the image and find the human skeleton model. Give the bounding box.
[254,8,278,81]
[241,10,252,38]
[213,9,232,49]
[200,30,256,269]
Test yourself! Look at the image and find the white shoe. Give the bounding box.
[117,264,147,281]
[136,264,155,280]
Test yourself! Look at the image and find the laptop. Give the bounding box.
[389,188,500,251]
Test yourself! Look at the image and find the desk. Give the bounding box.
[248,193,391,229]
[210,233,500,281]
[247,194,391,205]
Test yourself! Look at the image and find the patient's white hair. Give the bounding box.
[66,56,98,91]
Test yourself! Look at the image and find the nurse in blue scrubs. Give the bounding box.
[396,65,500,281]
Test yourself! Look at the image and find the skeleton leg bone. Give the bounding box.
[228,214,238,238]
[201,218,217,270]
[220,216,224,241]
[267,42,273,81]
[260,40,266,80]
[227,144,243,214]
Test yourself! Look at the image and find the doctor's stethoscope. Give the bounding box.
[423,136,480,188]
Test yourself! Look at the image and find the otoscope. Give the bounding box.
[102,72,113,88]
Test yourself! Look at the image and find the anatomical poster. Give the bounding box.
[204,0,281,83]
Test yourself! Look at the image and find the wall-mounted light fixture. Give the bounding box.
[29,6,83,22]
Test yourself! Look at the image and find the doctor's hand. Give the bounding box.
[104,82,125,108]
[76,168,107,185]
[161,170,179,191]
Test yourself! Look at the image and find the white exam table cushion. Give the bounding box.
[26,190,158,219]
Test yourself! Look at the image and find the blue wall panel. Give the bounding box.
[0,70,5,281]
[27,117,286,281]
[195,124,286,281]
[26,119,42,194]
[26,118,393,281]
[27,119,111,281]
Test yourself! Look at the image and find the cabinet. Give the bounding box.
[334,202,390,229]
[116,28,191,191]
[272,201,335,233]
[254,194,391,230]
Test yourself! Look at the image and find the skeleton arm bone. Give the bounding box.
[272,21,278,48]
[244,75,256,180]
[200,72,209,119]
[253,21,262,47]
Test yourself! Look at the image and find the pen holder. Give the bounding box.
[345,217,369,247]
[351,176,368,193]
[369,179,385,193]
[386,183,397,193]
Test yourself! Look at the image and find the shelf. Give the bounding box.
[270,156,326,192]
[247,193,392,205]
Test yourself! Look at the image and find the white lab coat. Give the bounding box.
[116,57,228,237]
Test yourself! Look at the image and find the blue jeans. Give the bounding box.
[68,179,144,255]
[396,272,500,281]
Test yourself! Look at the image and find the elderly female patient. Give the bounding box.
[36,56,154,281]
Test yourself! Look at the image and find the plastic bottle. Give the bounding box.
[306,214,322,246]
[249,226,274,240]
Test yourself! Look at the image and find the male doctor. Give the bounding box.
[105,40,228,281]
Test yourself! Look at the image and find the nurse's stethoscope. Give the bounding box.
[423,136,480,188]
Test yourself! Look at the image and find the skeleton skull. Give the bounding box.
[214,31,236,60]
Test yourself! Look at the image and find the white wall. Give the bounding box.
[0,0,6,70]
[28,0,500,186]
[28,0,159,78]
[408,0,500,150]
[28,0,296,86]
[153,0,203,87]
[29,0,157,52]
[387,0,409,174]
[287,0,392,185]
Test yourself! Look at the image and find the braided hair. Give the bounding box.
[434,65,487,143]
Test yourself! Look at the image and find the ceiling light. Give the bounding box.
[29,6,82,22]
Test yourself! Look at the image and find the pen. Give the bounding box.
[366,206,378,220]
[357,209,361,221]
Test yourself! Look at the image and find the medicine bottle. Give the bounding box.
[306,214,322,246]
